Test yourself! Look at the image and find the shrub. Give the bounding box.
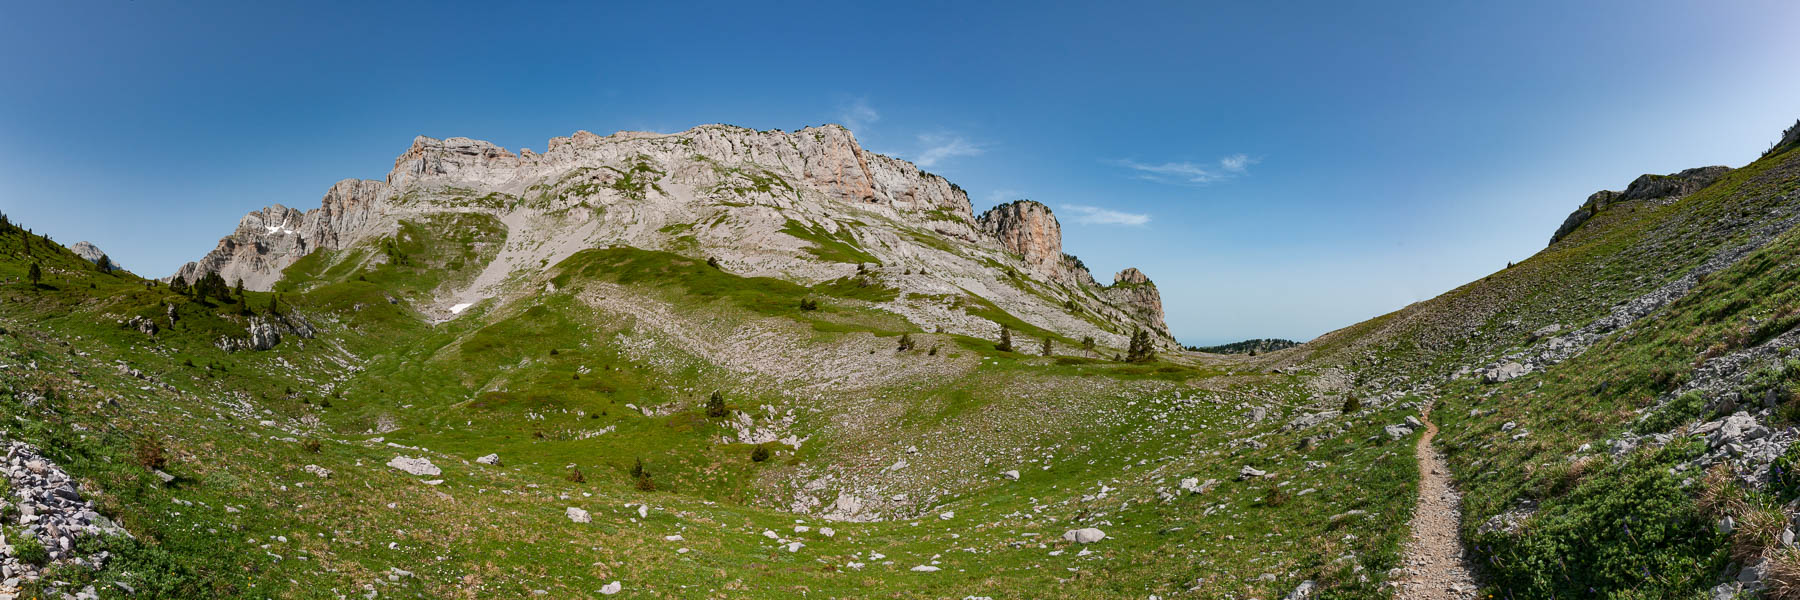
[995,326,1013,352]
[1636,390,1707,434]
[302,439,322,454]
[631,458,654,491]
[1475,452,1725,597]
[897,333,915,352]
[705,391,727,418]
[751,445,771,462]
[567,467,585,483]
[134,436,169,471]
[798,298,818,311]
[1771,444,1800,502]
[12,528,48,565]
[1342,396,1362,414]
[1261,485,1289,507]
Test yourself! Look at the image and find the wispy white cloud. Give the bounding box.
[837,98,880,132]
[914,133,984,168]
[1113,154,1259,185]
[1219,153,1256,173]
[1063,204,1150,227]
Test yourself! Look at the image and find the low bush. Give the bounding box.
[1474,450,1726,597]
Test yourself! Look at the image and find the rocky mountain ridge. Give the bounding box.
[174,124,1173,348]
[1549,165,1731,245]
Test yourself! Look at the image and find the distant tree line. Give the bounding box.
[1186,338,1300,355]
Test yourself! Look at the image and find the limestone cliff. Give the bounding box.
[1104,268,1169,339]
[176,124,1173,348]
[976,200,1094,287]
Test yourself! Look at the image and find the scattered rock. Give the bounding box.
[386,456,440,476]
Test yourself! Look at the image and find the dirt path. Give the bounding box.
[1393,406,1479,599]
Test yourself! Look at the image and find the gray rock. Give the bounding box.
[386,456,441,476]
[1061,528,1106,544]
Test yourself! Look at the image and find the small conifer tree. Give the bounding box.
[27,262,42,286]
[706,391,727,418]
[995,326,1014,352]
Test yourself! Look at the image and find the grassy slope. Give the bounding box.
[1298,144,1800,598]
[0,212,1429,599]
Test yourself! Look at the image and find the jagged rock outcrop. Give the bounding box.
[178,123,1173,348]
[1105,268,1169,339]
[174,179,392,289]
[68,241,106,264]
[976,200,1094,286]
[1549,166,1730,245]
[214,313,316,353]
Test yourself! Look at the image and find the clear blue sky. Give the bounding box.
[3,1,1797,345]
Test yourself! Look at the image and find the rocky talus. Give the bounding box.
[1,439,130,599]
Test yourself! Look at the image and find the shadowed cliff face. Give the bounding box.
[174,124,1174,348]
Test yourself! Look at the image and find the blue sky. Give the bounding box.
[3,1,1798,345]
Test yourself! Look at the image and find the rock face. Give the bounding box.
[1550,166,1731,245]
[177,123,1173,347]
[1104,268,1170,339]
[977,200,1093,286]
[68,241,106,264]
[173,179,391,290]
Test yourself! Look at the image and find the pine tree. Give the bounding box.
[195,271,229,302]
[995,326,1014,352]
[705,391,727,418]
[1126,329,1156,363]
[234,278,246,302]
[95,254,114,274]
[169,275,189,295]
[27,262,42,286]
[269,293,282,316]
[1041,336,1053,357]
[1081,336,1097,358]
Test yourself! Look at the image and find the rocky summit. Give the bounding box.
[3,119,1800,600]
[173,125,1172,350]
